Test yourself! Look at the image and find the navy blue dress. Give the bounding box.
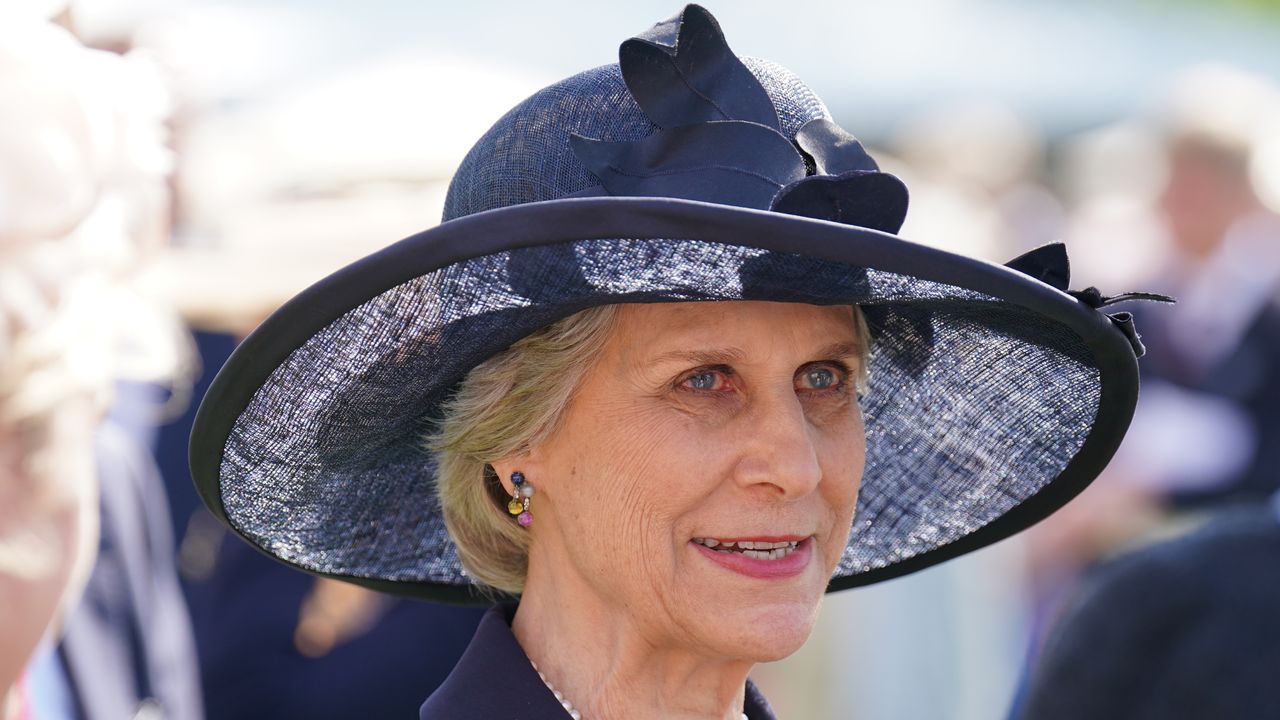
[421,605,778,719]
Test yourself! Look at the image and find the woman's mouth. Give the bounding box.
[691,538,801,560]
[690,536,814,579]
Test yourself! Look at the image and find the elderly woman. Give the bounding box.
[191,5,1156,718]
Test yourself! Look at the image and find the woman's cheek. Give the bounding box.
[818,425,864,570]
[591,412,698,543]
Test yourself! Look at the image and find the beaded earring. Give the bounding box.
[506,471,534,527]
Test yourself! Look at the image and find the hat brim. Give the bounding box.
[191,196,1137,604]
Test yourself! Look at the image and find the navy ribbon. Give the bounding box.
[1004,243,1174,358]
[571,4,908,232]
[620,4,780,131]
[1067,287,1176,310]
[570,120,805,208]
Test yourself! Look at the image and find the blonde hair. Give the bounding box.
[427,305,621,594]
[428,303,870,595]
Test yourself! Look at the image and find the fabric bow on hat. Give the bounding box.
[570,4,909,233]
[1005,243,1175,358]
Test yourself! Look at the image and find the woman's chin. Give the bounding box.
[692,597,822,662]
[744,628,814,662]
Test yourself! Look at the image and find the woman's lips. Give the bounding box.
[690,536,814,579]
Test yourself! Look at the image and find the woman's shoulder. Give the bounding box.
[419,604,571,720]
[420,604,779,720]
[744,679,778,720]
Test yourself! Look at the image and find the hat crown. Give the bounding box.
[442,57,830,222]
[444,4,908,233]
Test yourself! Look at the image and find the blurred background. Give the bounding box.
[4,0,1280,718]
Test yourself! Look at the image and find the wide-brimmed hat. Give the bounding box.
[191,4,1160,603]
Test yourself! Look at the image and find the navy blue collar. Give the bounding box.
[421,604,777,719]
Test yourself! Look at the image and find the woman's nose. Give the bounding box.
[731,387,823,498]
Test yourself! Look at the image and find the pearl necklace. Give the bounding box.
[531,662,583,719]
[530,662,748,720]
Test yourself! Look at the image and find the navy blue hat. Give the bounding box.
[191,5,1158,603]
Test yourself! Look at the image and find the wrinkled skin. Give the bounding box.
[496,301,866,719]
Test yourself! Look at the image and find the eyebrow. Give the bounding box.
[649,346,747,367]
[814,340,864,362]
[648,340,863,367]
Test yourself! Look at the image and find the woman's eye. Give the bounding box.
[688,373,715,390]
[798,365,844,391]
[681,368,731,392]
[806,368,835,389]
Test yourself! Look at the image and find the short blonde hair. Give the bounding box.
[428,303,870,595]
[427,305,620,594]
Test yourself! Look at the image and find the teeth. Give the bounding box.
[694,538,802,559]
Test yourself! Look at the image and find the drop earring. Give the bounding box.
[506,471,534,527]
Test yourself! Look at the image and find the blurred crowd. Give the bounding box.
[2,2,1279,719]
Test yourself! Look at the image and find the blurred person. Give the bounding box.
[1015,489,1280,720]
[1131,65,1280,507]
[1026,65,1280,575]
[1011,63,1280,719]
[0,13,200,720]
[188,533,486,720]
[188,6,1157,718]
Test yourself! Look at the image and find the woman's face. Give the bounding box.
[511,300,865,662]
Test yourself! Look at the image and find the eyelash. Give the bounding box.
[676,361,853,396]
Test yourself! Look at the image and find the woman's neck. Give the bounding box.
[513,553,753,720]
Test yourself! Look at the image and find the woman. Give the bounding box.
[191,5,1158,718]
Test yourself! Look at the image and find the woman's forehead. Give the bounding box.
[609,301,858,355]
